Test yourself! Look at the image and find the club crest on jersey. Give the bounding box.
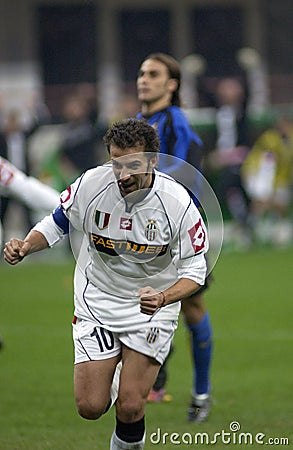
[145,220,157,241]
[146,327,160,344]
[188,218,206,253]
[95,210,110,230]
[120,217,132,231]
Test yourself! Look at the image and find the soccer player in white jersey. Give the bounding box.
[4,119,208,450]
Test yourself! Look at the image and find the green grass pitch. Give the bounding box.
[0,246,292,449]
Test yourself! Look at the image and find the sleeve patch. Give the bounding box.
[188,218,206,253]
[60,186,72,206]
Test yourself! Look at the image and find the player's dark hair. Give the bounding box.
[103,118,160,155]
[141,52,181,107]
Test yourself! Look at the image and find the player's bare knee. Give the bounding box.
[116,397,144,423]
[76,398,106,420]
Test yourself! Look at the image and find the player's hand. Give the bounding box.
[3,238,31,265]
[138,286,165,315]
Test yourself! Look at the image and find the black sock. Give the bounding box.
[116,416,145,443]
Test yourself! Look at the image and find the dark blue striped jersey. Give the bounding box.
[137,106,204,205]
[136,106,203,174]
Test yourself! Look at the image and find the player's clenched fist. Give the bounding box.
[3,238,32,265]
[138,286,166,315]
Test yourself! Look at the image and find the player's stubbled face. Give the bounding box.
[111,146,155,198]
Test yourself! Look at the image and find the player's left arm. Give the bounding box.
[139,198,208,315]
[139,277,200,315]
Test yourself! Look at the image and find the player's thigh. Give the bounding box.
[74,356,120,407]
[120,345,160,401]
[72,318,121,406]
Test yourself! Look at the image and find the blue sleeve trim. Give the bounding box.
[52,205,70,234]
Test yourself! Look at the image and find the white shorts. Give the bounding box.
[72,317,177,365]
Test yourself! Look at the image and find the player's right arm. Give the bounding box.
[3,174,84,265]
[4,230,49,265]
[3,206,70,265]
[3,205,72,265]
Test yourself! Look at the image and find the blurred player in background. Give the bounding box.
[0,156,60,244]
[4,119,208,449]
[0,104,51,237]
[208,77,252,247]
[0,155,59,350]
[136,53,213,422]
[58,94,99,185]
[241,115,293,244]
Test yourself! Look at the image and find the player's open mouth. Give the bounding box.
[118,180,136,193]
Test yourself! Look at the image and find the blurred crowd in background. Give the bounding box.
[0,63,292,252]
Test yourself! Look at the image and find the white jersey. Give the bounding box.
[34,164,208,331]
[0,156,60,211]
